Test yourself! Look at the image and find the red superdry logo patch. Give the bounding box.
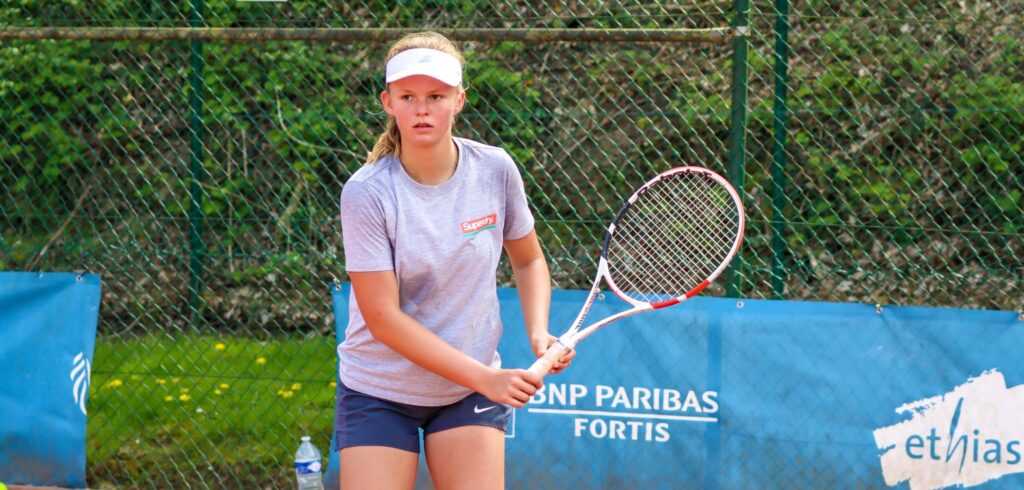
[461,213,497,237]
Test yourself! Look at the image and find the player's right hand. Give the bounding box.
[477,368,542,408]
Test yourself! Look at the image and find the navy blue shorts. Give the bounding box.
[334,381,513,454]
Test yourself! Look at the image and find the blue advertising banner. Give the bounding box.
[328,283,1023,489]
[0,272,101,489]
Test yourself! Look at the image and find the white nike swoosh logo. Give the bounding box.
[474,405,497,414]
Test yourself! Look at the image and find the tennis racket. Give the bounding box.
[527,166,745,378]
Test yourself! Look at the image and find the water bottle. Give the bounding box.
[294,435,325,490]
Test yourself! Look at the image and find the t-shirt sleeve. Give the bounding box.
[502,153,536,240]
[339,183,394,272]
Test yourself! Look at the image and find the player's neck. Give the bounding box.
[400,139,458,186]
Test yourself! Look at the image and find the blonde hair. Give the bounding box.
[366,31,466,164]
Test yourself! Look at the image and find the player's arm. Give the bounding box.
[504,230,574,373]
[349,270,540,407]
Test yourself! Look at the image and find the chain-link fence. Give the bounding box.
[1,1,1021,488]
[743,1,1023,308]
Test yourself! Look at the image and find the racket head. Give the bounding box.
[599,166,745,307]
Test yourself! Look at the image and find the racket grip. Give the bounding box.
[526,338,573,379]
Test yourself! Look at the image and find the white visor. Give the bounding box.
[385,48,462,87]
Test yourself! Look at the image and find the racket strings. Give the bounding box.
[606,172,741,304]
[620,203,728,297]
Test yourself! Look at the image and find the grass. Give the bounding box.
[86,333,337,489]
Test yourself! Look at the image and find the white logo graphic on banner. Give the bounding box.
[873,370,1024,490]
[70,352,91,415]
[528,382,718,442]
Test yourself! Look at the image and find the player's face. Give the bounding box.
[382,75,465,149]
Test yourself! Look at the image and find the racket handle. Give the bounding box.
[526,338,574,379]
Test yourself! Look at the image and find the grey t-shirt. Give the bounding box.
[338,137,536,406]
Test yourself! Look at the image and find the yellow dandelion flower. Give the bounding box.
[219,383,230,389]
[104,379,124,389]
[256,357,266,365]
[179,394,191,401]
[156,378,166,385]
[214,342,226,351]
[277,390,294,398]
[291,383,302,390]
[214,389,222,395]
[329,382,337,388]
[164,395,174,402]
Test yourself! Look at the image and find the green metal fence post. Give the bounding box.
[725,0,750,298]
[770,0,791,298]
[187,0,206,326]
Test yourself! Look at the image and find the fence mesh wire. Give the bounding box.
[1,1,1021,488]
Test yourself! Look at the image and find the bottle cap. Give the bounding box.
[301,436,310,442]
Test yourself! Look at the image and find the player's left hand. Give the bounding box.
[531,333,576,375]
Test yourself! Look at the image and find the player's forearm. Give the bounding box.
[365,310,494,392]
[511,254,552,341]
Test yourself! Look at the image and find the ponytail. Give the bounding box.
[366,116,401,163]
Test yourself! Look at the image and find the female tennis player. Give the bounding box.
[337,31,573,488]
